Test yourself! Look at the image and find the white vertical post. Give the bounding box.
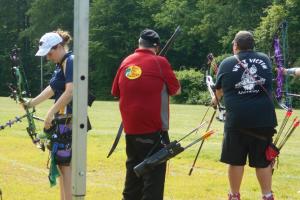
[72,0,89,199]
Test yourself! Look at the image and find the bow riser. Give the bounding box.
[273,36,285,101]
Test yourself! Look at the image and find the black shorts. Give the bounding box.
[220,128,276,168]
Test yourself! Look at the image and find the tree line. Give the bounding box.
[0,0,299,105]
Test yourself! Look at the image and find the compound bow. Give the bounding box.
[187,54,227,175]
[0,46,45,151]
[269,21,300,168]
[206,53,226,122]
[273,20,291,110]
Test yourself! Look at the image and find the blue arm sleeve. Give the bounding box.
[65,56,73,83]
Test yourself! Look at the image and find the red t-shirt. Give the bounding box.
[111,48,180,135]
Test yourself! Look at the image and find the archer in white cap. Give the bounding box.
[25,29,73,200]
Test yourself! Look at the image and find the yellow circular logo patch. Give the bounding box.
[125,65,142,79]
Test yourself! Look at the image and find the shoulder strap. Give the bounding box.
[59,53,72,76]
[59,53,70,66]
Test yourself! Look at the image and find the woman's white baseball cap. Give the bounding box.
[35,32,62,56]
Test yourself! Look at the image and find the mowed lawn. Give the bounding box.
[0,96,299,200]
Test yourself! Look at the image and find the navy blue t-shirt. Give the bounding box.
[215,50,277,129]
[49,52,73,115]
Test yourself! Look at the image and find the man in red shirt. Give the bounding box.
[112,29,181,200]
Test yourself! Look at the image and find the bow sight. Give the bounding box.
[10,45,21,66]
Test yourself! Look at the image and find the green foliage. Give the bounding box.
[154,0,272,68]
[25,0,74,39]
[254,4,287,52]
[255,0,300,63]
[254,0,300,108]
[0,0,300,103]
[0,0,31,96]
[287,77,300,107]
[89,0,161,99]
[172,69,209,104]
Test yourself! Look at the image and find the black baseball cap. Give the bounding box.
[139,29,160,47]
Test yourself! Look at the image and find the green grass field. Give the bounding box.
[0,96,299,200]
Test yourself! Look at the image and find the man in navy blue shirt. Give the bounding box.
[213,31,277,200]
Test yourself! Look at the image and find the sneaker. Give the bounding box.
[262,194,274,200]
[228,193,240,200]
